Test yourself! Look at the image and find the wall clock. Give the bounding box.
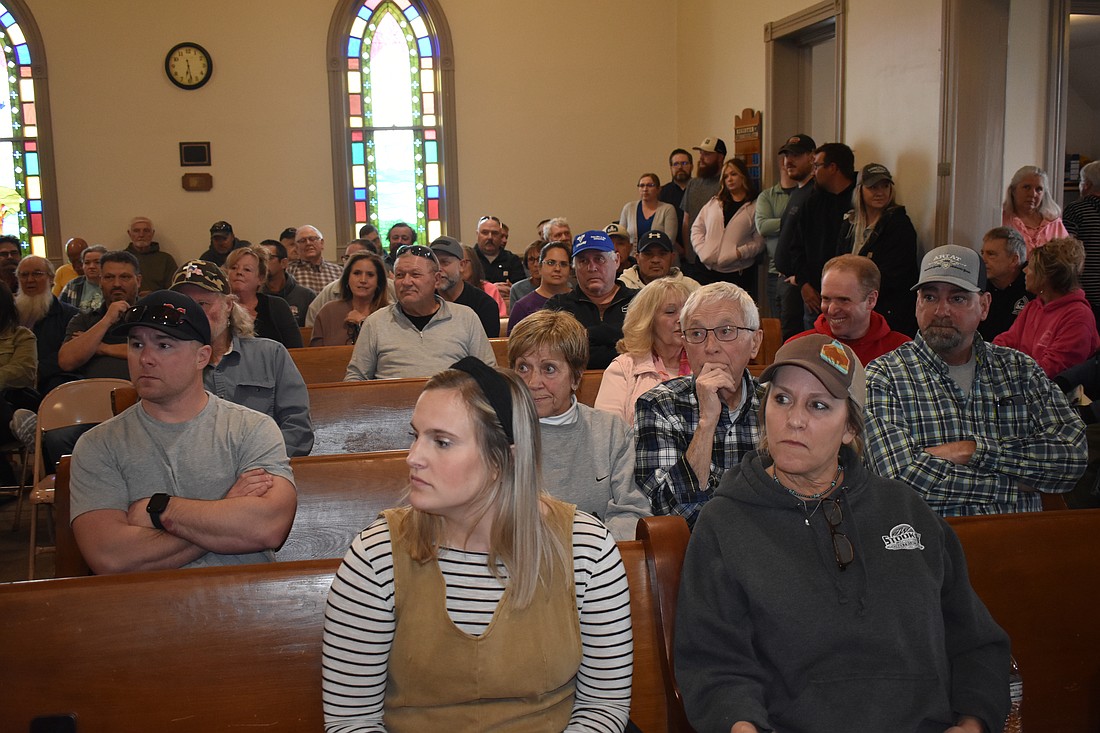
[165,42,212,90]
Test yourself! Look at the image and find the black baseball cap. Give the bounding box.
[210,221,233,236]
[638,230,674,252]
[111,290,212,345]
[779,134,816,156]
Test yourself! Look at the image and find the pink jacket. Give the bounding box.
[594,351,668,427]
[1002,212,1070,253]
[690,197,765,273]
[993,288,1100,376]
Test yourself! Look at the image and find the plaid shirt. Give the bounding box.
[865,333,1086,516]
[287,259,342,293]
[634,372,761,527]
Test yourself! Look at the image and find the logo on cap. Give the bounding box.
[929,253,971,273]
[182,262,205,279]
[820,340,850,375]
[787,136,800,145]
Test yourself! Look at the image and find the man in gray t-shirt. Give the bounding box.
[70,289,297,574]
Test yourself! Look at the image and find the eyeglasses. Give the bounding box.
[671,161,693,168]
[681,324,756,344]
[17,271,48,279]
[541,258,569,269]
[637,182,658,188]
[822,498,854,571]
[395,244,438,262]
[122,302,189,328]
[0,249,20,259]
[296,236,322,245]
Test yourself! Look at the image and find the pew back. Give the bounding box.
[1,539,669,732]
[290,344,352,384]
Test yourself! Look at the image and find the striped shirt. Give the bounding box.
[865,334,1087,516]
[321,511,633,733]
[1063,195,1100,305]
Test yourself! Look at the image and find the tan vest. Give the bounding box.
[382,501,581,732]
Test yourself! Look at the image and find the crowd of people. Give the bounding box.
[5,142,1098,732]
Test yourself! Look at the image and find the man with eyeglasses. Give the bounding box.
[864,244,1086,516]
[287,224,342,293]
[15,255,78,392]
[429,236,501,337]
[69,289,296,574]
[124,216,178,293]
[260,239,316,327]
[474,215,525,305]
[199,220,248,268]
[59,250,142,383]
[344,244,494,380]
[634,282,763,527]
[0,235,22,293]
[545,231,639,370]
[660,149,693,244]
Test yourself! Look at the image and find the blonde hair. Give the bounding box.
[1029,237,1085,294]
[617,278,695,355]
[224,244,270,282]
[1004,165,1062,220]
[396,368,567,609]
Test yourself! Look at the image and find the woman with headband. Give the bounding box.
[321,357,633,732]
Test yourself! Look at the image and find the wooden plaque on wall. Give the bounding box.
[734,108,762,191]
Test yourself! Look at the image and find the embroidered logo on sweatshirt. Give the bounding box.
[882,524,924,551]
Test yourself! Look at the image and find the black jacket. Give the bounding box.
[840,204,920,336]
[546,283,639,369]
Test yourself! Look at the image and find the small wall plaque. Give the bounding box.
[179,141,211,167]
[182,173,213,191]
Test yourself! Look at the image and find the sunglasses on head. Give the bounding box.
[478,215,501,225]
[395,244,438,261]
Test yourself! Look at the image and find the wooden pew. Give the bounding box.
[308,371,604,455]
[0,535,671,732]
[290,344,353,384]
[750,317,781,366]
[489,336,508,364]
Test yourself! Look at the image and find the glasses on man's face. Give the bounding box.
[122,303,188,328]
[296,236,322,245]
[822,498,854,572]
[0,249,20,259]
[681,324,756,344]
[671,161,692,168]
[18,270,48,280]
[395,244,438,262]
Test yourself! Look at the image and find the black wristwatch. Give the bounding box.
[147,493,171,530]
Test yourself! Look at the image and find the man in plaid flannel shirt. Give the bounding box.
[865,244,1086,516]
[634,282,762,527]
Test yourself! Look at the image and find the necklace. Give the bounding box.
[770,464,843,526]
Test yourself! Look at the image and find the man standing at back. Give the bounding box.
[124,217,177,293]
[1064,160,1100,325]
[69,289,296,574]
[660,148,693,243]
[345,245,494,380]
[680,137,726,269]
[864,244,1086,516]
[775,142,856,331]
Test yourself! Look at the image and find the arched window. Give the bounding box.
[329,0,458,247]
[0,1,56,257]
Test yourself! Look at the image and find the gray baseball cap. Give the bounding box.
[912,244,987,293]
[429,236,464,261]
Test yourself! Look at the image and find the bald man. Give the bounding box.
[52,237,88,296]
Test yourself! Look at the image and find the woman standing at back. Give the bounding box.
[1002,165,1070,252]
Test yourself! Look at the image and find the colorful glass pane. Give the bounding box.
[345,0,444,243]
[0,5,45,255]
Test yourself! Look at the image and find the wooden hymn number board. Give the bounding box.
[734,108,762,191]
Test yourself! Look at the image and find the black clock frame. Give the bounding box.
[165,42,212,90]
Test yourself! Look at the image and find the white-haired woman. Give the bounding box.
[596,278,697,426]
[171,260,313,457]
[322,357,633,731]
[1002,165,1070,253]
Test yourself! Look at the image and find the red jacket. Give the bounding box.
[788,311,911,365]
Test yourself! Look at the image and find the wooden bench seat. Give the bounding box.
[289,338,510,385]
[1,535,670,732]
[308,370,603,455]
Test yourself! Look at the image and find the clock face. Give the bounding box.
[165,43,212,90]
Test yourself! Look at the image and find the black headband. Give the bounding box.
[451,357,515,444]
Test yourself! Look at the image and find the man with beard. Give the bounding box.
[15,256,78,392]
[429,236,500,337]
[759,133,815,335]
[660,148,693,243]
[680,137,726,269]
[58,250,141,380]
[473,215,525,303]
[864,244,1087,516]
[617,230,701,290]
[0,236,21,293]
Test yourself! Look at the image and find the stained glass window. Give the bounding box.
[345,0,445,244]
[0,3,43,256]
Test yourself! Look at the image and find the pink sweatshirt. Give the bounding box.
[993,288,1100,376]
